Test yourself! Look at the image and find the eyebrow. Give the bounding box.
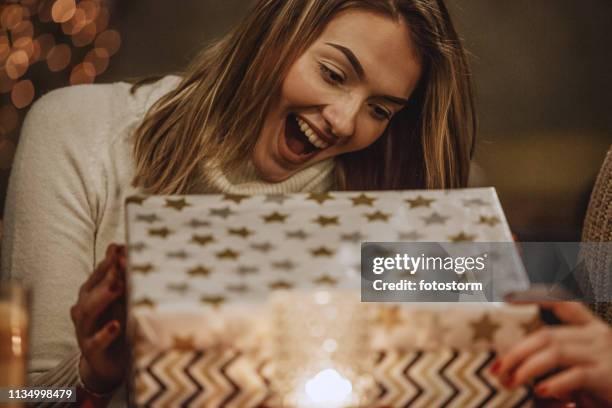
[325,42,411,106]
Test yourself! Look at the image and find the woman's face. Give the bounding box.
[252,9,423,182]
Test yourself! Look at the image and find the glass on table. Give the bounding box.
[0,280,30,392]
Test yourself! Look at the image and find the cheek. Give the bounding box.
[344,122,387,152]
[280,61,326,107]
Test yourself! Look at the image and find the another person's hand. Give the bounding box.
[492,301,612,404]
[70,243,127,394]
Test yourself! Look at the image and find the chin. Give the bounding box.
[252,159,293,183]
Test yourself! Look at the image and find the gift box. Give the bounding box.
[126,188,538,407]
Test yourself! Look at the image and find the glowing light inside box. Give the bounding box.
[301,369,352,408]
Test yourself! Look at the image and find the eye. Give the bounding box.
[319,63,345,85]
[371,105,391,121]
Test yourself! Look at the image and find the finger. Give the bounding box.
[82,244,118,292]
[511,344,592,387]
[534,367,589,400]
[506,300,595,325]
[81,267,124,334]
[82,320,121,356]
[496,326,589,377]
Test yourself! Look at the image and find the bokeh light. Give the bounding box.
[69,61,95,85]
[1,0,121,135]
[1,5,25,31]
[94,29,120,56]
[6,50,29,79]
[11,79,35,108]
[46,43,71,72]
[51,0,77,24]
[84,47,108,75]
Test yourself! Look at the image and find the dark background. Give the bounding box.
[1,0,611,241]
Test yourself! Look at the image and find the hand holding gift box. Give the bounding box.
[126,188,538,407]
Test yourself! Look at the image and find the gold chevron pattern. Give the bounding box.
[132,347,532,408]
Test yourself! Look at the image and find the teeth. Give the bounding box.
[295,117,329,149]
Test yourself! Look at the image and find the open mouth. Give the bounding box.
[282,114,331,161]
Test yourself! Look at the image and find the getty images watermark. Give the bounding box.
[360,242,612,303]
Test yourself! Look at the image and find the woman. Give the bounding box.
[1,0,475,406]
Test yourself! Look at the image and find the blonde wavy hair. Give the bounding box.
[131,0,476,194]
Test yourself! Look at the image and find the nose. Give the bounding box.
[322,95,360,139]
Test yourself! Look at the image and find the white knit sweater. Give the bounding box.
[0,75,334,406]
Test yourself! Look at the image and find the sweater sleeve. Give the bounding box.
[1,86,105,392]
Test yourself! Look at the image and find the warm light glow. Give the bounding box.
[84,47,109,75]
[303,369,352,408]
[11,79,35,108]
[6,50,29,79]
[36,33,56,60]
[1,4,25,30]
[47,43,72,72]
[51,0,77,24]
[94,29,121,56]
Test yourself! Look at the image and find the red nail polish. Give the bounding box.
[490,361,501,374]
[503,374,515,387]
[108,322,118,334]
[535,384,548,397]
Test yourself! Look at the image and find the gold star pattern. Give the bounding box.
[216,248,239,260]
[449,231,476,242]
[149,227,172,238]
[200,295,226,308]
[167,283,189,293]
[470,313,501,343]
[165,198,191,211]
[133,297,155,309]
[269,280,294,290]
[265,194,290,204]
[377,306,404,333]
[365,211,390,222]
[126,196,147,205]
[226,284,249,293]
[228,227,253,238]
[235,266,258,275]
[520,315,543,335]
[191,234,215,246]
[311,247,335,257]
[136,214,160,224]
[167,250,189,259]
[223,194,250,204]
[350,193,376,207]
[463,198,488,207]
[187,265,211,277]
[250,242,274,253]
[172,334,195,351]
[313,215,339,227]
[307,192,334,205]
[263,211,288,223]
[405,195,435,209]
[129,242,148,252]
[286,230,309,240]
[272,260,296,271]
[422,212,449,225]
[132,263,154,274]
[314,274,338,286]
[398,231,425,241]
[340,231,366,243]
[186,219,210,228]
[478,215,501,227]
[210,207,234,219]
